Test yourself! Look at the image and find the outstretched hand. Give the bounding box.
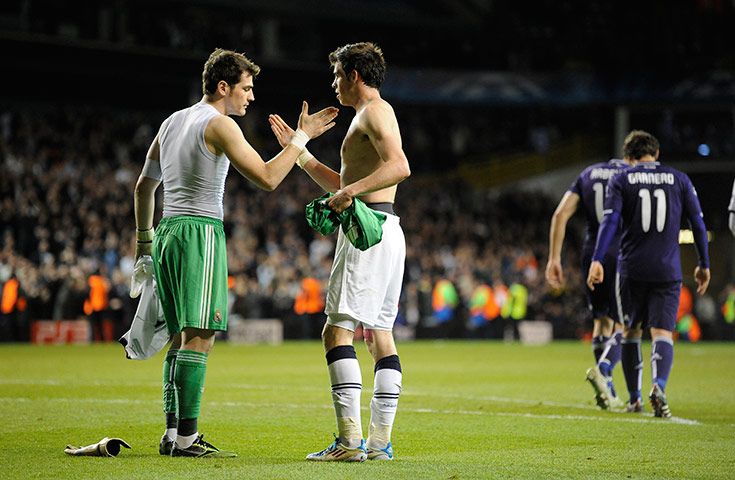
[269,102,338,148]
[297,101,339,139]
[268,114,293,148]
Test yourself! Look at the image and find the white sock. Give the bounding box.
[368,366,402,448]
[175,432,198,449]
[327,351,363,444]
[164,428,177,441]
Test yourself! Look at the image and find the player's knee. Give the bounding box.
[365,330,397,361]
[322,322,354,351]
[623,324,642,339]
[181,327,215,353]
[650,327,673,340]
[599,316,614,333]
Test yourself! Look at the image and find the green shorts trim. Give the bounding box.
[152,215,228,334]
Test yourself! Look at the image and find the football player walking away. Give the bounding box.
[587,130,710,417]
[270,42,410,462]
[134,48,338,457]
[547,155,633,410]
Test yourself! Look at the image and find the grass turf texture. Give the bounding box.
[1,340,733,479]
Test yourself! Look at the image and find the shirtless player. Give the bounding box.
[270,42,410,462]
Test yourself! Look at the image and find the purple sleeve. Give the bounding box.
[683,177,710,268]
[569,175,582,196]
[690,213,710,268]
[592,211,620,263]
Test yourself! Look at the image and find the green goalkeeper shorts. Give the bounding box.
[152,215,228,334]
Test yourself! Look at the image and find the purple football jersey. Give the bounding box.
[569,159,629,253]
[604,161,706,281]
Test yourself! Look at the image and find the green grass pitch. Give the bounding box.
[1,340,733,479]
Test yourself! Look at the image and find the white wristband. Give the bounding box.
[289,128,310,151]
[296,148,315,169]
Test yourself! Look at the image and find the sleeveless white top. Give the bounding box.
[158,102,230,220]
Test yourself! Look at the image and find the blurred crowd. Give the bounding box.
[2,105,734,343]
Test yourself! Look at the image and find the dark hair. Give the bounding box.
[622,130,660,160]
[202,49,260,96]
[329,42,386,89]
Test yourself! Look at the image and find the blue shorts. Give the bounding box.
[582,250,620,323]
[619,277,681,332]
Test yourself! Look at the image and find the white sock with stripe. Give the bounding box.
[326,345,362,448]
[368,355,402,449]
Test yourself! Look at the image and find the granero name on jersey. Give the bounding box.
[627,172,675,185]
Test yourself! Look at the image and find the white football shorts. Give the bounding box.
[325,214,405,331]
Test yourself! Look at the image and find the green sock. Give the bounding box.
[174,350,208,420]
[163,349,179,422]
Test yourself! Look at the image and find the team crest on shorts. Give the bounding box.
[214,310,222,323]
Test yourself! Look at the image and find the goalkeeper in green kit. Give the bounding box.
[134,48,338,457]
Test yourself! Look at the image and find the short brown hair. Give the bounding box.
[202,49,260,96]
[622,130,660,160]
[329,42,386,89]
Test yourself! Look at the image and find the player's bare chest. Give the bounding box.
[340,127,370,156]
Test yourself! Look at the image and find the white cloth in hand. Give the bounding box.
[119,257,168,360]
[130,255,155,298]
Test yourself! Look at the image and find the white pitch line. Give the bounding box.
[406,407,702,425]
[402,391,603,411]
[0,379,621,411]
[0,397,702,426]
[0,378,705,425]
[0,379,619,411]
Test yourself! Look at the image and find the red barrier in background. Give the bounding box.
[31,320,91,344]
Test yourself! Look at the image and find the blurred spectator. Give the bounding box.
[1,272,27,341]
[501,281,528,341]
[694,292,718,340]
[466,282,500,339]
[292,276,325,339]
[676,313,701,342]
[675,286,700,342]
[720,284,735,341]
[52,266,89,321]
[677,285,693,322]
[84,269,111,342]
[431,278,459,335]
